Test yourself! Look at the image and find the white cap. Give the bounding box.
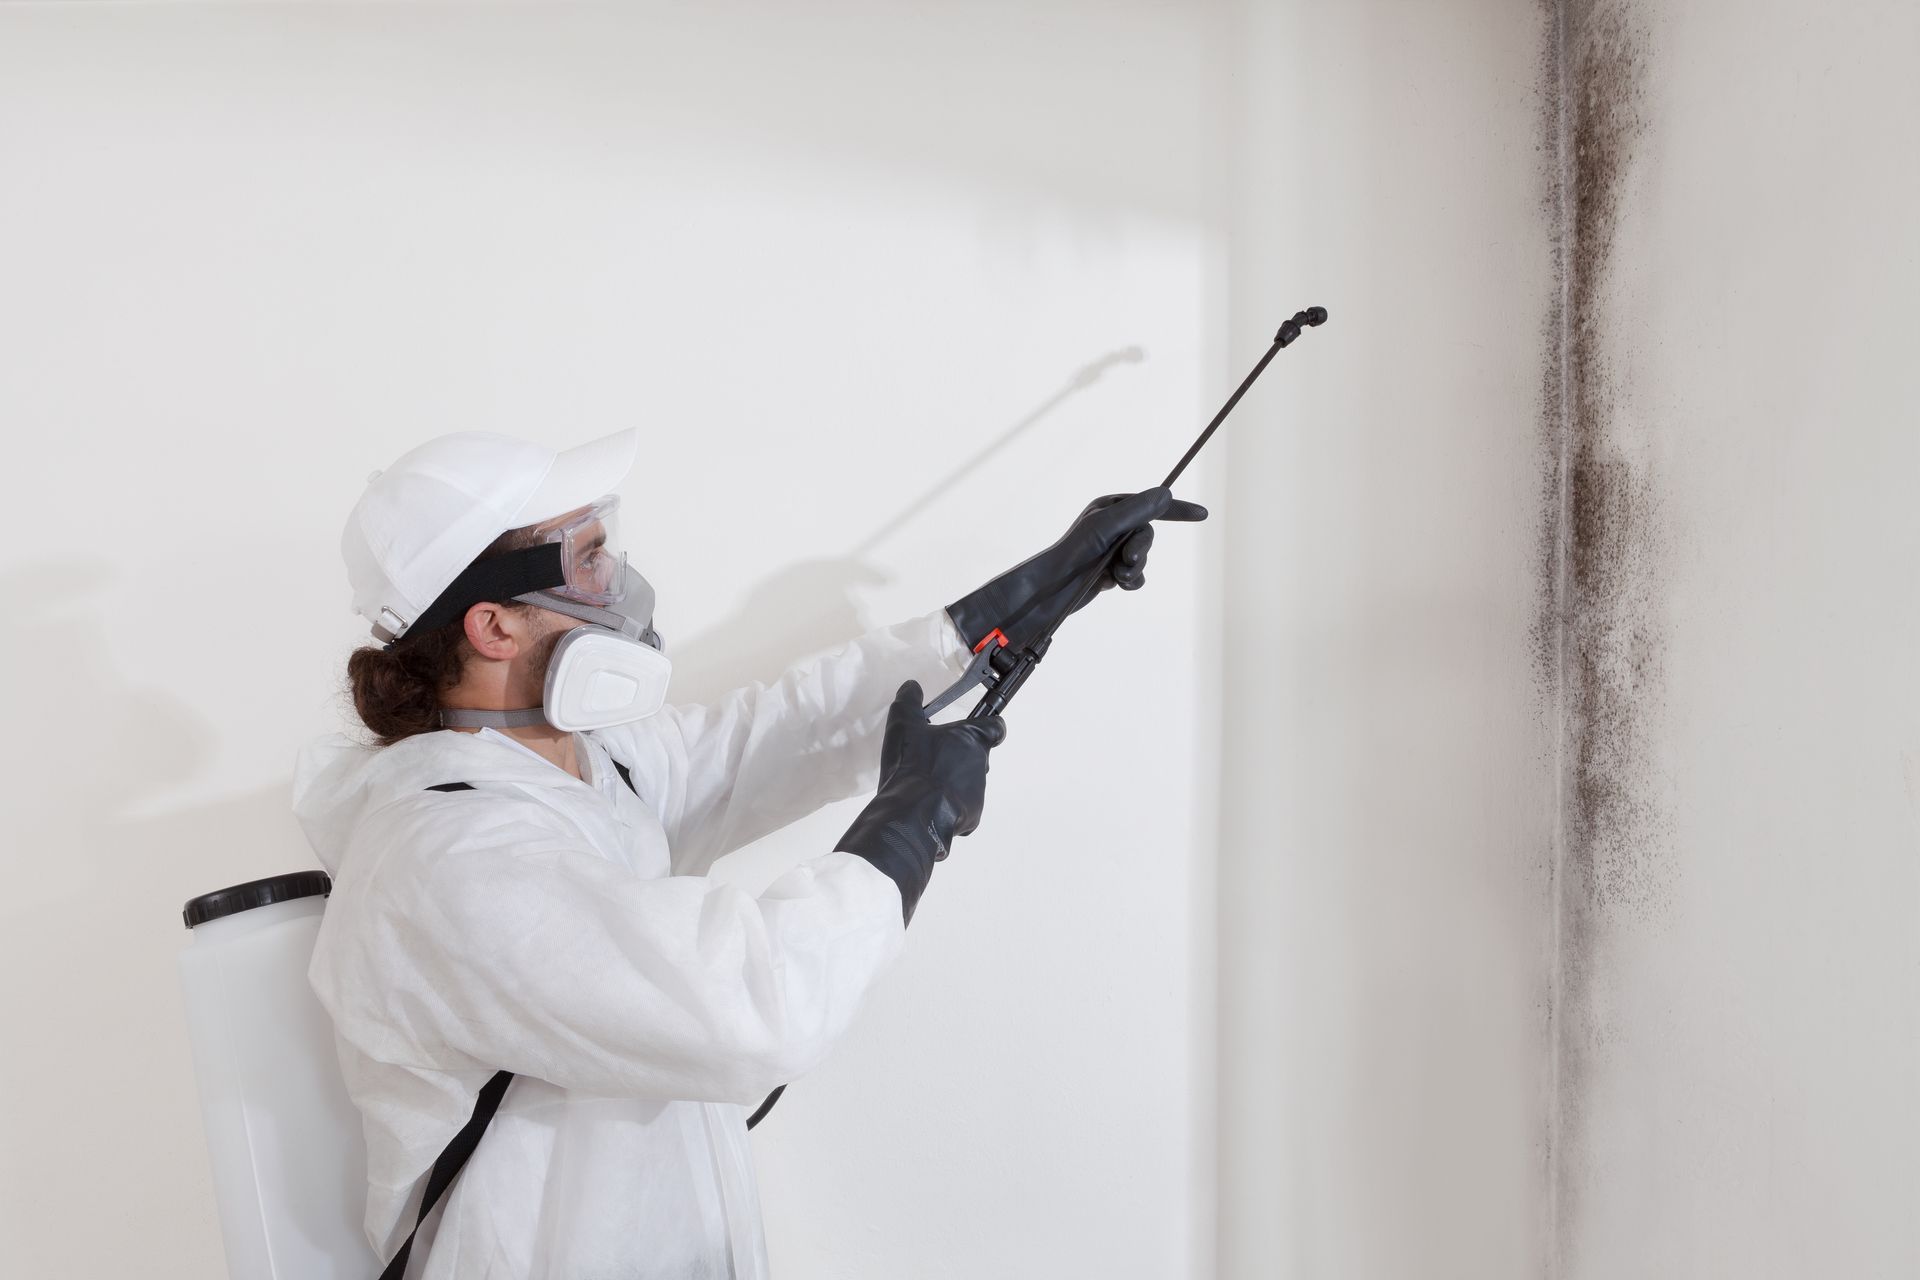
[342,428,640,641]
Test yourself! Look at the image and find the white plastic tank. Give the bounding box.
[178,872,376,1279]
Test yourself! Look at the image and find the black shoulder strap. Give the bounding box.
[746,1084,786,1130]
[379,1068,514,1280]
[430,771,637,797]
[382,778,503,1279]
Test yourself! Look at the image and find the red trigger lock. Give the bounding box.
[973,628,1009,654]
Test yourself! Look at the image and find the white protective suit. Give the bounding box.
[295,610,971,1279]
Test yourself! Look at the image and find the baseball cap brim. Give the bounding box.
[513,427,641,528]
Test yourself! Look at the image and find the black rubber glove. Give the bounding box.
[836,680,1007,925]
[946,487,1209,652]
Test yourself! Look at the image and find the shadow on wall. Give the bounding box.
[0,565,309,1270]
[667,347,1145,704]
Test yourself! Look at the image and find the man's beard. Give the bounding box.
[522,611,571,689]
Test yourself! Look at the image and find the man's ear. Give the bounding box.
[461,601,526,661]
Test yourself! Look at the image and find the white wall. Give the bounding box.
[1219,4,1558,1277]
[0,3,1229,1276]
[1550,1,1920,1274]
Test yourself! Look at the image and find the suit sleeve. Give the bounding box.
[311,794,909,1104]
[601,609,973,876]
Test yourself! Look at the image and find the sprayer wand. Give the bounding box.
[923,306,1329,722]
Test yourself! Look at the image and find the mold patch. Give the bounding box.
[1538,0,1665,1270]
[1560,0,1665,924]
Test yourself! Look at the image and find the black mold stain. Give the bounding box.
[1561,2,1664,919]
[1539,0,1664,1270]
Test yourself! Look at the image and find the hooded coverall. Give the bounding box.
[295,611,970,1279]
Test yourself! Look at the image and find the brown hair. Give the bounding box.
[344,524,546,747]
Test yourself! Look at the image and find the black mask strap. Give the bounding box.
[389,543,567,645]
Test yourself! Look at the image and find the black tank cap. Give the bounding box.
[182,870,333,929]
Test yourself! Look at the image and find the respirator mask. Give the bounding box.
[516,564,671,732]
[408,496,672,733]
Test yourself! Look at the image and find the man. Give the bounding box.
[293,427,1201,1278]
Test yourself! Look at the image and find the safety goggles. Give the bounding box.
[535,495,628,607]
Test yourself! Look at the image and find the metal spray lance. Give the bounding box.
[752,307,1329,1135]
[923,306,1331,720]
